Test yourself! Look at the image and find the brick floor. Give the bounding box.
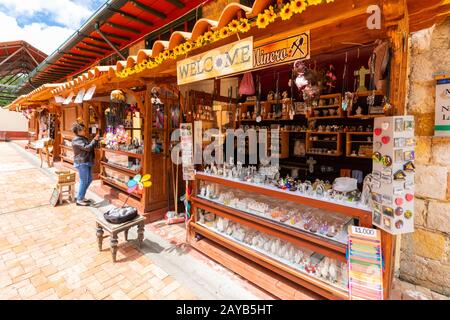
[0,142,196,300]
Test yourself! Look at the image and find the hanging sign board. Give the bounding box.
[180,123,195,180]
[348,226,384,300]
[83,85,96,101]
[54,96,65,104]
[74,88,86,104]
[177,37,253,85]
[254,31,310,70]
[63,92,75,105]
[435,76,450,137]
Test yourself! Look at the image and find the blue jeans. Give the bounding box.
[76,164,93,200]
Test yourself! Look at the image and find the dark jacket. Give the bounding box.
[72,135,97,165]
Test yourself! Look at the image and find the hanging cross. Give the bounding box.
[306,157,317,173]
[354,66,370,93]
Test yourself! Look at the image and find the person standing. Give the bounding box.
[71,122,99,206]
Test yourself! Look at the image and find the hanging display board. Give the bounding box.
[177,37,253,85]
[371,116,415,235]
[63,92,75,105]
[180,123,195,180]
[253,31,310,70]
[74,88,86,104]
[348,226,383,300]
[435,76,450,137]
[83,85,96,101]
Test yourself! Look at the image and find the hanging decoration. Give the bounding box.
[107,90,126,128]
[151,87,165,129]
[122,174,152,207]
[21,107,33,120]
[115,0,335,80]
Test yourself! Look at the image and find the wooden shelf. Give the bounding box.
[306,152,343,157]
[192,196,348,257]
[312,104,341,109]
[60,145,73,150]
[308,116,343,120]
[190,222,348,300]
[347,114,385,119]
[102,148,143,159]
[101,161,141,176]
[346,155,372,159]
[60,155,74,164]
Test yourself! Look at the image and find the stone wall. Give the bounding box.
[400,17,450,296]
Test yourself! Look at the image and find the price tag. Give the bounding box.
[351,226,377,238]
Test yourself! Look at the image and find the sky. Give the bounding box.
[0,0,107,55]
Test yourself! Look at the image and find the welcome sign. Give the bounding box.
[435,76,450,137]
[254,31,310,69]
[177,37,253,85]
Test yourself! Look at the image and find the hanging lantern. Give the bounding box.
[110,89,126,102]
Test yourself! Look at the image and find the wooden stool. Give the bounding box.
[95,212,145,262]
[55,171,76,204]
[58,182,76,205]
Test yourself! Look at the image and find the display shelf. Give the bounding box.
[346,132,374,158]
[308,116,343,121]
[60,155,74,164]
[194,195,350,252]
[101,161,141,176]
[306,132,342,157]
[195,173,372,225]
[99,174,142,199]
[101,148,143,159]
[190,222,349,300]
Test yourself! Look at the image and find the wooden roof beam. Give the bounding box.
[75,46,106,56]
[84,35,121,47]
[97,31,130,41]
[165,0,185,9]
[105,22,141,35]
[130,1,167,19]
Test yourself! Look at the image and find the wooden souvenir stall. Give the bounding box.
[119,0,411,300]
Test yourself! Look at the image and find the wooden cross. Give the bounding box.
[354,66,370,92]
[306,157,317,173]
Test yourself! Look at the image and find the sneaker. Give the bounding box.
[76,200,90,206]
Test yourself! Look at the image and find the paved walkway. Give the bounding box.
[0,142,270,300]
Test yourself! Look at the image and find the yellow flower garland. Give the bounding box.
[115,0,335,79]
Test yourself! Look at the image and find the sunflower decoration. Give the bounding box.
[204,31,214,42]
[184,41,193,52]
[173,46,181,56]
[307,0,323,5]
[195,35,205,47]
[264,6,277,23]
[219,26,231,39]
[162,50,170,60]
[256,12,270,29]
[228,19,240,33]
[291,0,308,14]
[280,3,294,20]
[238,18,251,33]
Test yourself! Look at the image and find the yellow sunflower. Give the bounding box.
[162,50,170,60]
[264,6,276,23]
[195,35,205,47]
[256,13,270,29]
[228,19,239,33]
[307,0,322,5]
[280,3,294,20]
[212,30,221,41]
[204,31,214,42]
[219,26,231,39]
[184,41,193,52]
[238,18,251,33]
[291,0,308,14]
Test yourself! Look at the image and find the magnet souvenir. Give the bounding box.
[395,118,404,132]
[404,121,414,131]
[394,186,404,195]
[383,168,392,175]
[405,193,414,202]
[381,122,390,131]
[394,138,405,148]
[406,138,416,147]
[382,155,392,167]
[394,170,407,181]
[372,152,382,162]
[383,217,392,229]
[372,179,381,189]
[382,194,392,205]
[395,198,404,206]
[374,128,382,136]
[404,151,415,161]
[372,193,383,203]
[395,207,404,216]
[395,220,404,229]
[381,136,390,145]
[395,150,404,162]
[404,210,413,219]
[405,181,414,190]
[404,161,415,172]
[383,206,394,217]
[373,211,382,225]
[372,171,381,180]
[381,175,393,184]
[373,202,382,212]
[374,141,383,151]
